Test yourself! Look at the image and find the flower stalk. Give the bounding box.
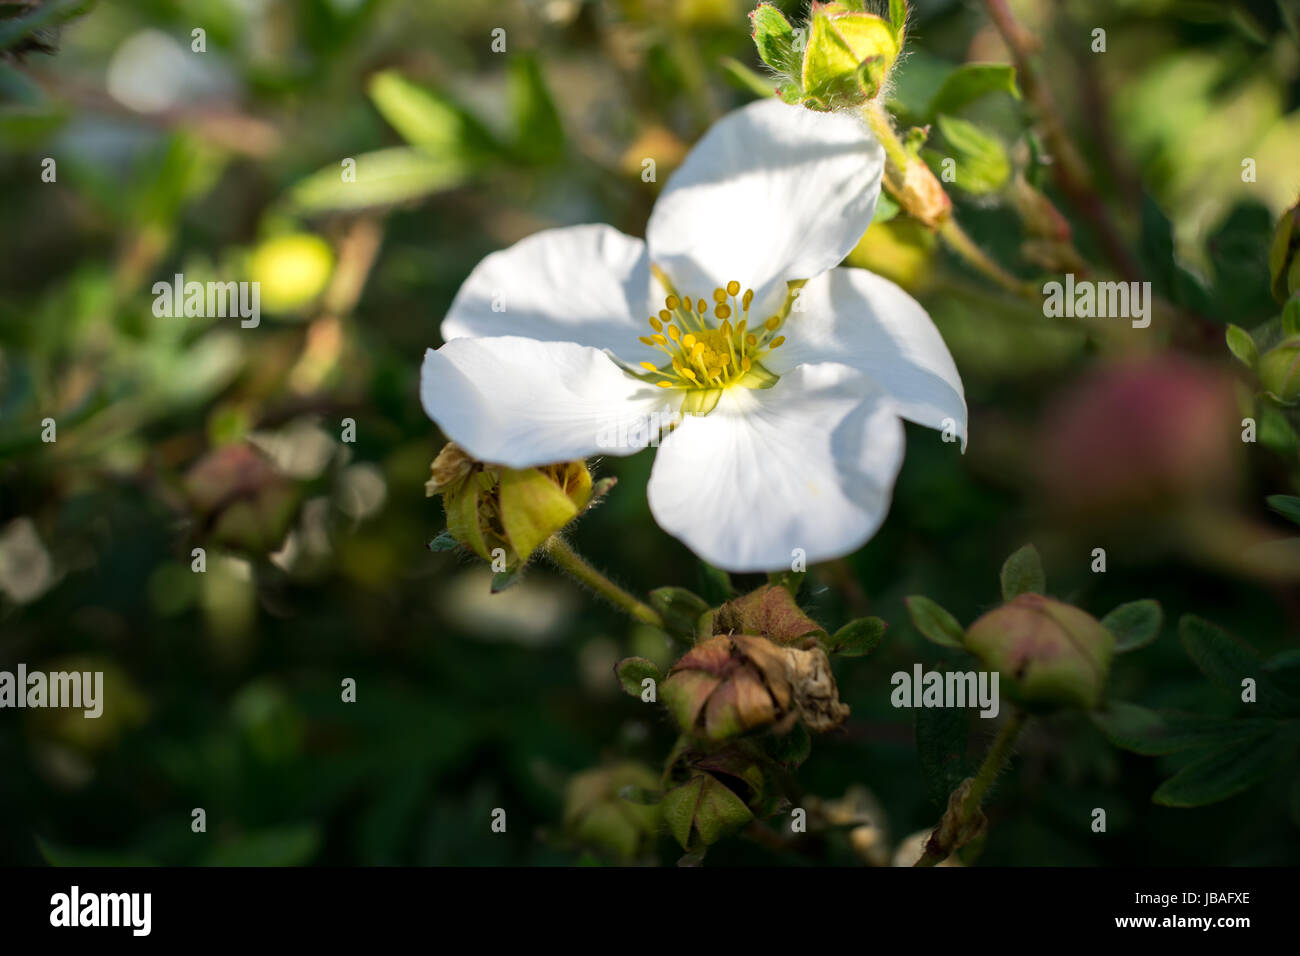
[542,535,664,628]
[862,102,1036,299]
[914,706,1027,866]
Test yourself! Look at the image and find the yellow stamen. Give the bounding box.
[667,325,681,341]
[666,294,680,311]
[770,336,786,348]
[742,289,753,310]
[649,316,663,332]
[640,361,658,372]
[656,380,673,388]
[712,288,727,304]
[726,280,740,297]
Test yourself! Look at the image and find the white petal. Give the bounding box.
[646,364,905,572]
[645,98,884,316]
[421,336,677,468]
[766,267,968,448]
[440,224,655,361]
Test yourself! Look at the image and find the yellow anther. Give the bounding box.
[720,319,732,336]
[697,298,707,315]
[667,325,681,341]
[682,333,697,349]
[764,316,781,331]
[737,319,747,336]
[680,368,697,381]
[742,289,753,310]
[741,356,752,371]
[649,316,663,332]
[726,280,740,297]
[746,334,757,347]
[770,336,786,348]
[656,381,673,388]
[714,304,731,320]
[638,336,655,346]
[712,288,727,304]
[690,342,706,357]
[666,294,680,311]
[683,296,695,313]
[659,309,671,323]
[652,334,667,345]
[640,361,658,372]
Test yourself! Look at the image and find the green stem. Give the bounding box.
[863,102,1035,300]
[542,535,664,628]
[915,707,1027,867]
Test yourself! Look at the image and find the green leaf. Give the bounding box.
[905,595,965,648]
[661,773,753,850]
[289,147,468,213]
[916,703,970,806]
[719,56,778,98]
[749,3,802,77]
[926,114,1010,196]
[999,544,1045,601]
[1226,324,1259,370]
[649,587,712,640]
[872,190,900,224]
[0,0,94,51]
[1179,615,1296,716]
[615,657,660,697]
[508,55,564,164]
[1091,701,1278,755]
[427,530,458,552]
[1267,494,1300,527]
[825,616,887,657]
[367,71,498,159]
[491,567,522,593]
[1101,599,1163,652]
[926,63,1020,119]
[696,562,735,605]
[766,723,812,768]
[1266,649,1300,699]
[1152,735,1292,807]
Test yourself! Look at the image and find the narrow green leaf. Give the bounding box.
[1282,296,1300,336]
[367,71,497,158]
[1267,494,1300,527]
[719,56,777,98]
[289,147,467,213]
[615,657,660,698]
[926,63,1020,119]
[1101,599,1163,653]
[508,55,564,164]
[826,616,888,657]
[905,595,965,648]
[1225,324,1259,369]
[927,114,1011,196]
[0,0,94,50]
[649,587,711,640]
[999,543,1045,601]
[1179,614,1294,714]
[889,0,908,36]
[696,562,734,605]
[1091,701,1278,755]
[1152,735,1292,807]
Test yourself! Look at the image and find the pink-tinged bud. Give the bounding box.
[1038,357,1241,519]
[965,593,1114,711]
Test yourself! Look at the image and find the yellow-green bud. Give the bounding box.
[802,2,900,107]
[426,442,592,569]
[563,762,661,861]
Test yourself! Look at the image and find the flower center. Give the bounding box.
[635,278,787,398]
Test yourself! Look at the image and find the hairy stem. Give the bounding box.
[542,535,664,628]
[915,707,1027,866]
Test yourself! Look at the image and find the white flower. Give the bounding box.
[421,98,966,572]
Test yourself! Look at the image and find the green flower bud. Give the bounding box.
[426,442,593,569]
[1257,335,1300,403]
[662,632,848,740]
[964,593,1114,712]
[1269,196,1300,304]
[563,762,661,861]
[802,2,900,107]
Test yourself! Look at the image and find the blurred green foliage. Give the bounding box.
[2,0,1300,866]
